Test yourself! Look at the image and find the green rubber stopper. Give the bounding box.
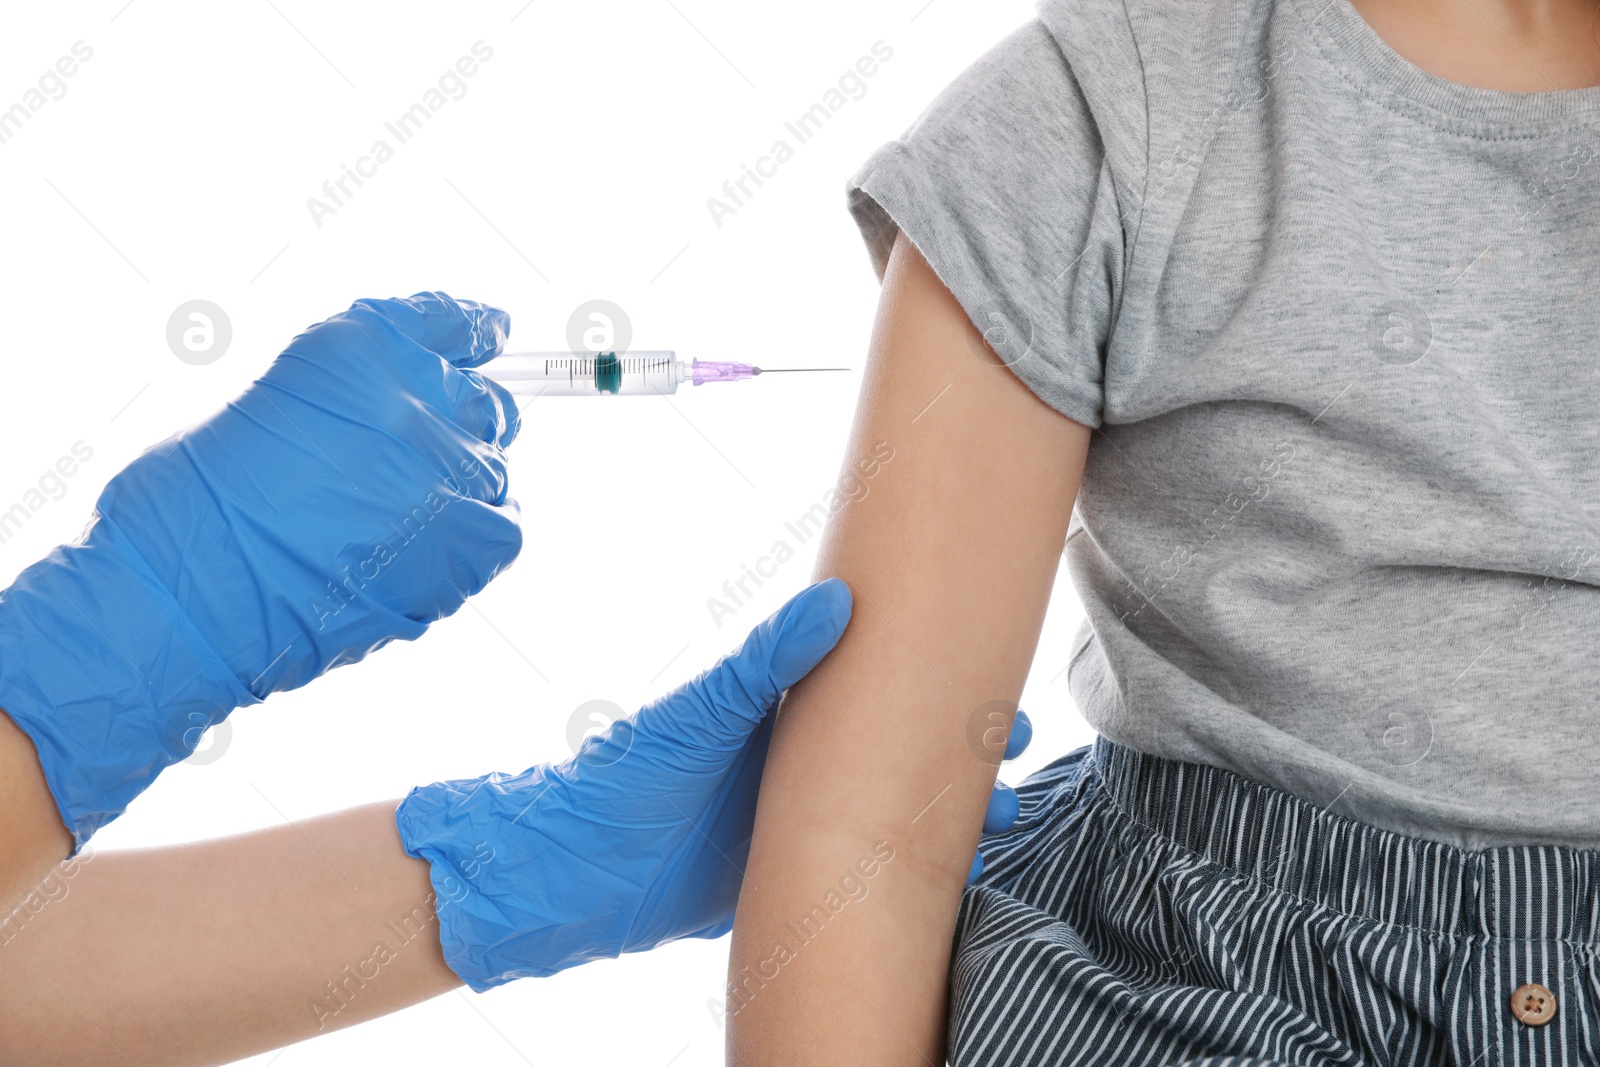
[595,352,622,395]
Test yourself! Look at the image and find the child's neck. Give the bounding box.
[1349,0,1600,91]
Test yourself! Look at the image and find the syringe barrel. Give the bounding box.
[485,351,684,396]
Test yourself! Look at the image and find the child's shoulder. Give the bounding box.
[1038,0,1266,33]
[1030,0,1290,144]
[1037,0,1278,60]
[1036,0,1284,80]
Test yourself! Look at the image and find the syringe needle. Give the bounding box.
[751,367,851,374]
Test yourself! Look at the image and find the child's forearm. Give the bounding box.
[0,800,461,1066]
[727,233,1090,1065]
[0,710,73,915]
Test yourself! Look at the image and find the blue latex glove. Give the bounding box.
[0,292,522,848]
[395,578,1035,991]
[971,706,1032,883]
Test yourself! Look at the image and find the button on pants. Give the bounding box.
[951,739,1600,1066]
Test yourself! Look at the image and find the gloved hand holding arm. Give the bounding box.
[0,582,1032,1066]
[394,576,1030,990]
[0,293,522,903]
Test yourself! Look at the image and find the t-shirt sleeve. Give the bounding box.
[846,15,1143,429]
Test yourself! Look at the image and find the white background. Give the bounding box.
[0,2,1094,1064]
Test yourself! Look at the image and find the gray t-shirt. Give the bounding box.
[847,0,1600,851]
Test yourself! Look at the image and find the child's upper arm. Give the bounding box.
[726,231,1092,1065]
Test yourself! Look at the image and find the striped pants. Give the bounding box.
[950,738,1600,1066]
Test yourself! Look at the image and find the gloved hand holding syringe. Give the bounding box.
[485,350,847,396]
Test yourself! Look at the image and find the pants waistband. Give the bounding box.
[1088,736,1600,942]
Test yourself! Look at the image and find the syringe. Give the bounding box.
[482,351,847,397]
